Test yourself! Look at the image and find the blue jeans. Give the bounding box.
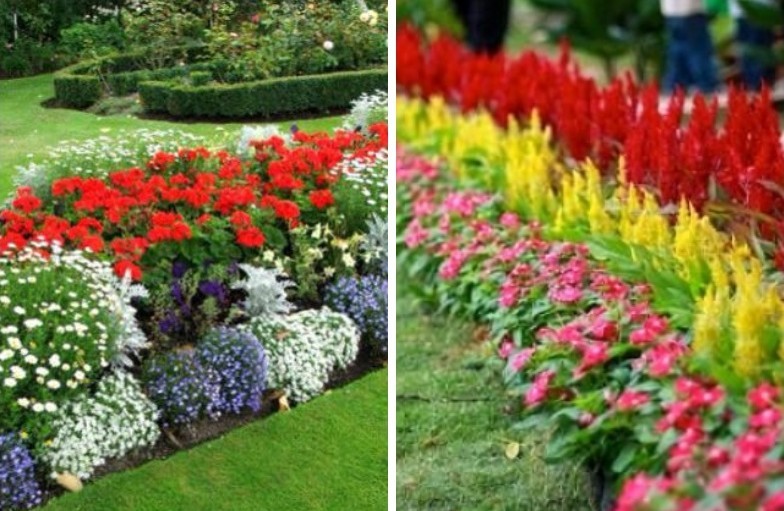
[736,18,776,90]
[662,14,720,93]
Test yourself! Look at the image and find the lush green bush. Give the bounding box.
[0,39,61,78]
[139,69,387,118]
[53,73,103,108]
[59,20,126,61]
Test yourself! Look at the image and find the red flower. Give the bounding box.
[309,189,334,209]
[147,151,177,171]
[230,211,252,228]
[273,199,300,221]
[170,222,192,241]
[12,187,42,213]
[114,260,142,281]
[236,227,265,248]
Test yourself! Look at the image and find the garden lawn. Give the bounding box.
[396,277,594,511]
[42,368,387,511]
[0,73,342,197]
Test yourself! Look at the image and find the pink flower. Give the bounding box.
[578,412,594,426]
[615,474,664,511]
[549,286,583,304]
[510,348,536,372]
[749,382,780,410]
[616,390,650,412]
[499,280,520,308]
[588,317,618,341]
[749,408,782,430]
[497,340,515,359]
[438,250,468,280]
[762,491,784,511]
[629,326,656,345]
[404,219,429,248]
[499,212,520,229]
[524,370,554,407]
[643,315,669,335]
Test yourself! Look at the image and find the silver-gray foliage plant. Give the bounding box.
[231,264,295,316]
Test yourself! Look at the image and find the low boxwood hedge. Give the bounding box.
[53,47,204,108]
[138,69,387,119]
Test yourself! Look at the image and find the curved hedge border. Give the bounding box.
[138,69,388,119]
[53,48,205,108]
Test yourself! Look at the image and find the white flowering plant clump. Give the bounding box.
[11,129,207,201]
[41,371,160,480]
[230,264,295,317]
[244,308,359,403]
[334,149,388,216]
[0,242,147,446]
[341,89,388,133]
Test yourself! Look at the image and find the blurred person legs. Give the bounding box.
[661,1,720,93]
[451,0,512,54]
[731,0,778,90]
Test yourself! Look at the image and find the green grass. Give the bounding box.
[43,369,387,511]
[396,277,593,511]
[0,73,342,196]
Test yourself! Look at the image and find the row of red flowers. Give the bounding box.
[397,149,784,511]
[397,25,784,239]
[0,124,387,282]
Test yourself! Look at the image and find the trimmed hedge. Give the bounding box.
[53,47,204,108]
[138,69,387,119]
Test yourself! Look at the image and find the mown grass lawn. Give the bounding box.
[396,276,593,511]
[43,369,387,511]
[0,73,341,196]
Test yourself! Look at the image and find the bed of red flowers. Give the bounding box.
[0,123,387,285]
[397,25,784,236]
[397,149,784,511]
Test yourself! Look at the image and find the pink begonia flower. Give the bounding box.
[510,348,536,372]
[498,280,519,308]
[615,474,665,511]
[762,491,784,511]
[549,286,582,304]
[749,382,780,410]
[524,370,554,407]
[616,390,650,411]
[497,340,514,359]
[438,250,468,280]
[499,212,520,229]
[588,317,617,341]
[706,445,730,467]
[629,326,656,345]
[412,194,436,217]
[643,315,669,335]
[404,219,429,248]
[749,408,782,430]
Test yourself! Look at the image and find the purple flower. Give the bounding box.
[198,327,268,415]
[199,280,226,303]
[0,433,42,510]
[172,260,188,279]
[325,274,388,353]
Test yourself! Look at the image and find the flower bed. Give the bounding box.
[397,25,784,511]
[0,110,388,509]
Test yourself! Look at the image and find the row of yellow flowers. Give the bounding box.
[398,95,784,380]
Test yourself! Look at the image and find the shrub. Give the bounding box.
[53,74,103,108]
[40,371,160,480]
[59,20,126,61]
[244,308,360,403]
[324,274,388,354]
[0,244,146,444]
[142,350,220,428]
[189,71,212,87]
[0,433,42,510]
[197,328,269,415]
[138,69,388,118]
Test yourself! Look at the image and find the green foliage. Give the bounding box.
[0,39,60,78]
[59,20,126,60]
[53,73,103,108]
[397,0,463,34]
[527,0,665,81]
[139,69,388,118]
[188,70,212,87]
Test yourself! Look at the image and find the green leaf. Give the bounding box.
[611,444,637,474]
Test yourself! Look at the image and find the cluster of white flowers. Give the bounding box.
[230,264,295,317]
[244,308,359,403]
[335,149,389,215]
[235,125,288,156]
[358,9,380,26]
[11,129,206,200]
[341,89,388,132]
[0,242,147,420]
[41,371,160,480]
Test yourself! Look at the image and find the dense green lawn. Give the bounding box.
[44,369,387,511]
[0,74,341,196]
[396,277,593,511]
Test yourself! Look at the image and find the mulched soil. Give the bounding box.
[37,342,386,505]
